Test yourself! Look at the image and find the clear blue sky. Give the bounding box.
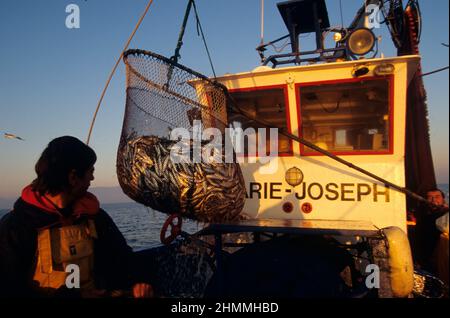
[0,0,448,199]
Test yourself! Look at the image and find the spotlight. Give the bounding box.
[347,28,376,56]
[333,32,343,42]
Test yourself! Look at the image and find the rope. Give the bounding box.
[339,0,344,27]
[421,66,449,77]
[86,0,155,145]
[192,1,217,78]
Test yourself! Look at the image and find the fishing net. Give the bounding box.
[117,49,246,223]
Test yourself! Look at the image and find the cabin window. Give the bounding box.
[298,78,391,155]
[228,87,292,156]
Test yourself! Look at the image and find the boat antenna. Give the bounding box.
[339,0,344,27]
[260,0,265,45]
[86,0,155,145]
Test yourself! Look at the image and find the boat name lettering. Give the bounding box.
[247,182,390,202]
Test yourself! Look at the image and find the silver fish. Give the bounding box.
[117,134,246,223]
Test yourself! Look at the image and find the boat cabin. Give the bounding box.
[216,55,420,233]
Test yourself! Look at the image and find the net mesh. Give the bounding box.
[117,49,246,223]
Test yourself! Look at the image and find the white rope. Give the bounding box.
[86,0,155,145]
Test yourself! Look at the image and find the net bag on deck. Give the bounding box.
[117,49,246,223]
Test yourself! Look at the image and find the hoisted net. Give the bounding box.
[117,49,246,223]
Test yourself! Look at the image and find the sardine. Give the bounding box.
[117,133,246,223]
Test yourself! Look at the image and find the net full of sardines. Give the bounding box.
[117,50,246,223]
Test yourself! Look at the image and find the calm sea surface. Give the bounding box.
[1,184,448,251]
[0,202,203,251]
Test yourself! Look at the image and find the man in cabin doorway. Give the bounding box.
[0,136,153,298]
[428,189,449,285]
[414,188,448,275]
[427,189,447,209]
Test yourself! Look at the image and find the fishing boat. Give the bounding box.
[114,0,448,298]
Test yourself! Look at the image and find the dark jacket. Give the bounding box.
[413,203,449,270]
[0,191,137,297]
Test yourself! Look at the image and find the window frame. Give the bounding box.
[295,75,395,156]
[228,84,294,157]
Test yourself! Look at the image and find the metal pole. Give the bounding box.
[260,0,265,45]
[172,0,194,63]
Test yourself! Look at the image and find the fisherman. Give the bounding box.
[432,191,449,286]
[0,136,153,298]
[413,188,448,273]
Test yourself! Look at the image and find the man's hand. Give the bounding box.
[132,283,154,298]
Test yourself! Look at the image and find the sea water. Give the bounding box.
[0,201,203,251]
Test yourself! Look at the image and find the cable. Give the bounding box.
[192,1,217,78]
[86,0,155,145]
[421,66,449,77]
[270,39,291,53]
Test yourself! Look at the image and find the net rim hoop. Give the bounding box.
[123,49,225,90]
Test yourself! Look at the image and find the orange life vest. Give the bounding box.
[32,219,97,295]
